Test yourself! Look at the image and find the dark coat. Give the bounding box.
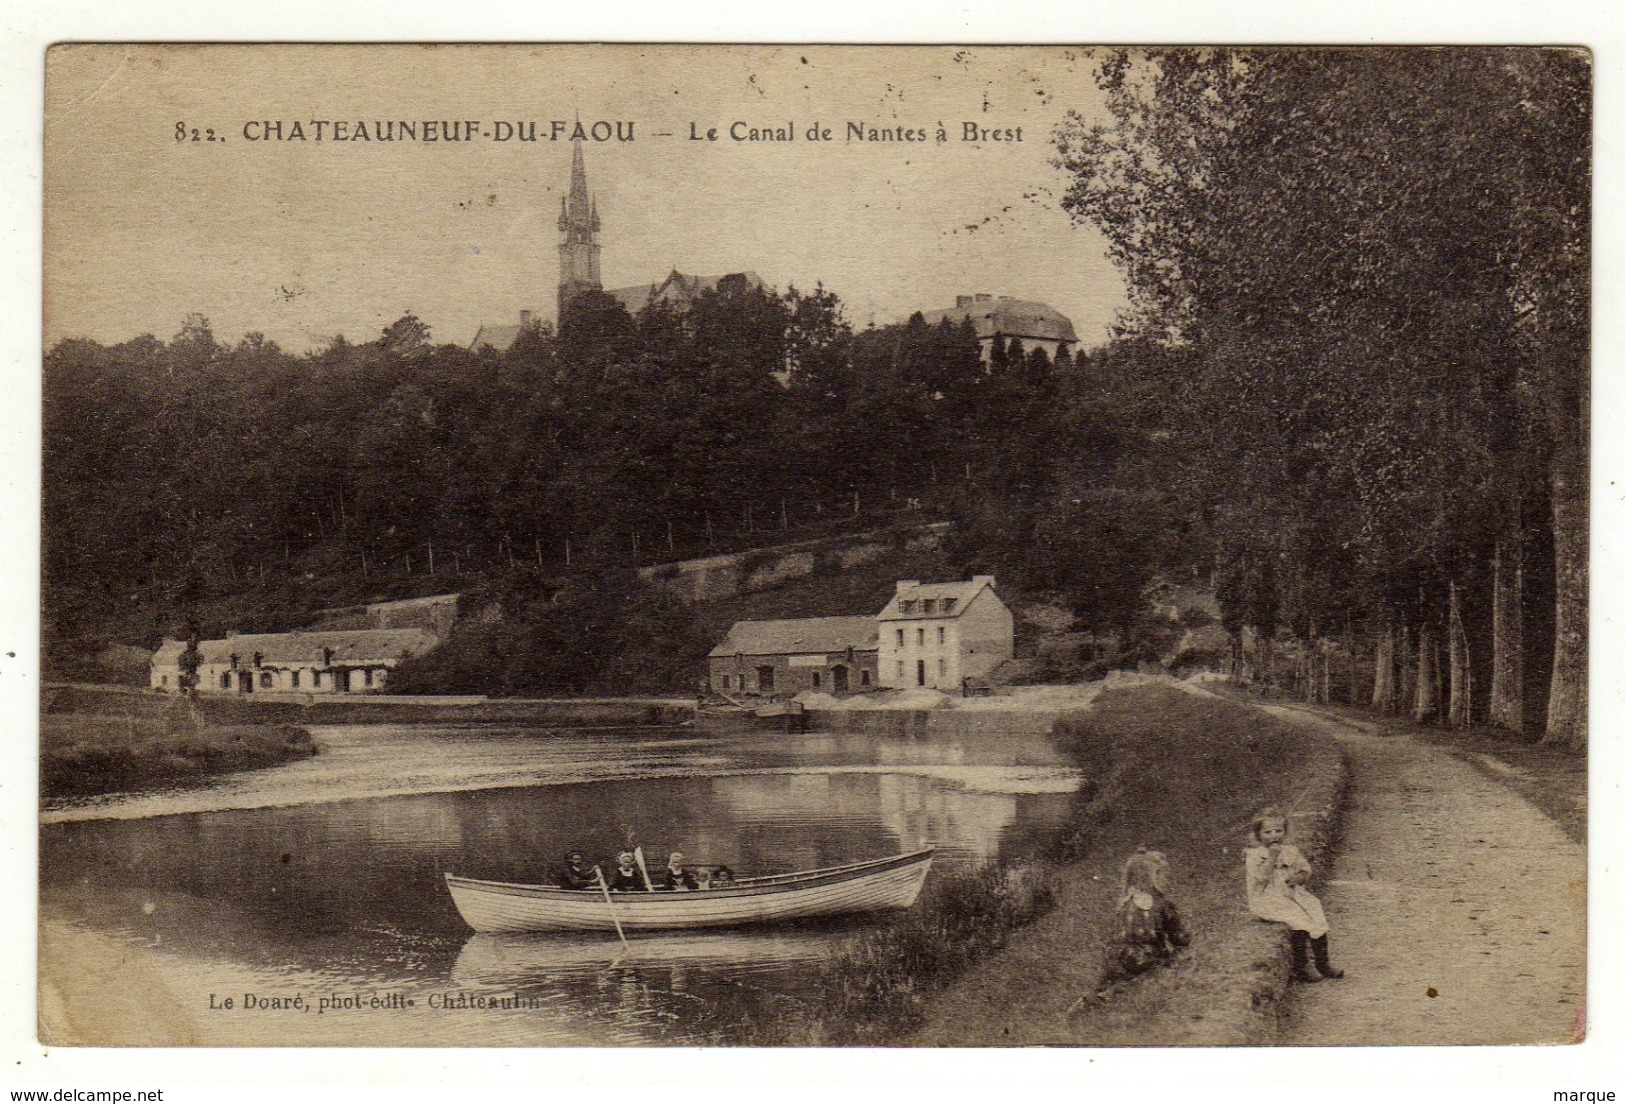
[557,863,596,890]
[607,866,647,891]
[661,866,698,891]
[1102,890,1190,981]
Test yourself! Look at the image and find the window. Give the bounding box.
[160,674,169,686]
[921,599,936,614]
[938,626,946,645]
[221,672,231,690]
[812,672,821,689]
[942,598,956,613]
[900,600,917,614]
[861,670,871,687]
[260,671,273,689]
[896,629,904,647]
[896,661,904,680]
[312,672,322,689]
[364,669,374,687]
[291,670,301,689]
[939,658,947,678]
[917,627,925,646]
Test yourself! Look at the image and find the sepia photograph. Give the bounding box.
[34,40,1590,1059]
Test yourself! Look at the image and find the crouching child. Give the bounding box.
[1101,847,1191,985]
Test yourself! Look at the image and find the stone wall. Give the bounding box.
[639,521,950,604]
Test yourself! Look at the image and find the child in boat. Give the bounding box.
[1100,846,1190,985]
[1245,807,1342,982]
[557,850,595,890]
[661,851,698,891]
[710,865,735,886]
[607,851,647,891]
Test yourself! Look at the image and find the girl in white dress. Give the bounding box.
[1245,807,1343,982]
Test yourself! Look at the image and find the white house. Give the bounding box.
[150,628,437,696]
[876,576,1014,690]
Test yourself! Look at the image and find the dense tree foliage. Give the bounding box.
[45,281,1159,689]
[49,49,1584,718]
[1053,47,1589,746]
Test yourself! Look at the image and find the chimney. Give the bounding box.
[519,309,533,328]
[972,575,996,588]
[955,295,973,308]
[897,580,920,592]
[974,293,992,303]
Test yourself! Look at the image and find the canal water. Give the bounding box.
[40,720,1082,1045]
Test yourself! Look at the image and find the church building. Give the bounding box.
[470,137,763,352]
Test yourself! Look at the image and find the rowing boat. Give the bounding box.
[444,848,935,933]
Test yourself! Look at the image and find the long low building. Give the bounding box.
[150,628,438,695]
[708,615,879,698]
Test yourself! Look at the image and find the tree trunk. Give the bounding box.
[1343,618,1355,706]
[1397,624,1415,708]
[1448,582,1471,728]
[1371,623,1394,713]
[1413,625,1438,724]
[1489,540,1525,732]
[1544,442,1588,749]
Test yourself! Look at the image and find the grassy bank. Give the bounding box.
[41,701,316,798]
[908,681,1345,1046]
[729,864,1061,1046]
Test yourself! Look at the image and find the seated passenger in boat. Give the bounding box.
[557,850,595,890]
[710,864,735,886]
[607,851,647,891]
[661,851,698,891]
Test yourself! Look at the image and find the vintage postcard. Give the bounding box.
[39,44,1588,1050]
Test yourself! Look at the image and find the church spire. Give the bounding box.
[557,134,602,320]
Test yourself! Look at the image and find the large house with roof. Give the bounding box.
[877,576,1013,690]
[707,615,879,698]
[150,627,437,696]
[918,294,1079,364]
[707,576,1014,698]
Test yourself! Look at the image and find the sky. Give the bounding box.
[43,44,1127,353]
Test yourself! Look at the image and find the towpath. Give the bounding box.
[1250,701,1585,1045]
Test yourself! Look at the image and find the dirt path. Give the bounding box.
[1251,701,1586,1045]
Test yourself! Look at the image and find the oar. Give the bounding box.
[633,845,656,892]
[594,865,630,951]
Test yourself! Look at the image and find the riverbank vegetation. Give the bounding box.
[41,694,314,797]
[731,863,1062,1046]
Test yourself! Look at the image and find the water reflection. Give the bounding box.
[41,720,1083,1045]
[454,925,857,984]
